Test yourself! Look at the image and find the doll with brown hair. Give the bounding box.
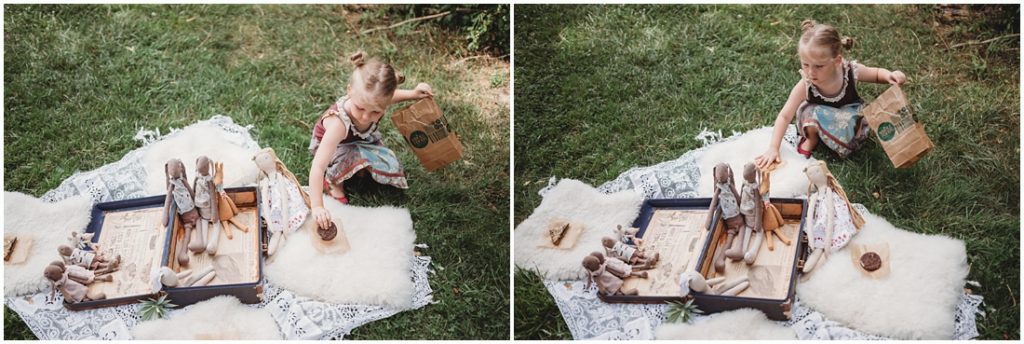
[255,148,311,256]
[601,237,659,269]
[738,162,765,264]
[802,160,865,273]
[212,161,250,239]
[163,158,200,266]
[308,51,433,227]
[193,156,221,255]
[707,163,745,273]
[44,263,107,303]
[58,245,120,274]
[582,255,638,296]
[590,251,650,279]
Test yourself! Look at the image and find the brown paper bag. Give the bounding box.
[390,98,464,171]
[860,85,934,168]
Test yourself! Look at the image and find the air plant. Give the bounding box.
[138,292,178,321]
[665,299,704,323]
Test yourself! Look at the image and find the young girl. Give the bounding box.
[755,20,908,169]
[308,51,433,229]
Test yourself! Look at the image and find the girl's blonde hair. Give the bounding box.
[348,51,405,104]
[799,19,855,57]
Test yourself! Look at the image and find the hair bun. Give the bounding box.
[349,51,366,68]
[801,19,817,32]
[395,72,406,85]
[840,36,855,50]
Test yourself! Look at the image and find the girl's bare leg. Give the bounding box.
[801,126,820,152]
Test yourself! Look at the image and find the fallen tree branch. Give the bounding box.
[361,11,451,35]
[946,33,1020,50]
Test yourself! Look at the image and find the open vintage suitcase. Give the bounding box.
[599,198,808,320]
[66,187,266,311]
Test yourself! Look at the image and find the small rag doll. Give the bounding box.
[707,163,744,273]
[582,255,638,296]
[590,251,650,279]
[802,160,865,273]
[212,161,250,239]
[193,156,221,255]
[678,271,750,297]
[44,263,106,303]
[254,148,311,256]
[737,163,765,264]
[68,231,96,250]
[163,158,200,266]
[58,245,120,274]
[601,237,659,268]
[614,225,643,246]
[150,266,216,291]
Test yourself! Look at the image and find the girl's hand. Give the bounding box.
[312,206,332,230]
[414,83,434,99]
[887,70,907,85]
[755,149,781,170]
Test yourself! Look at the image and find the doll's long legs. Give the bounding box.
[268,232,283,256]
[741,226,751,253]
[228,218,250,233]
[206,222,221,255]
[744,231,764,264]
[724,229,745,260]
[765,229,775,251]
[803,248,825,273]
[94,274,113,282]
[629,271,648,278]
[178,226,191,266]
[773,229,792,246]
[188,223,205,253]
[714,234,731,273]
[221,220,234,239]
[185,266,216,287]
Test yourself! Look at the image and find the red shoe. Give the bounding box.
[797,137,812,158]
[322,179,350,204]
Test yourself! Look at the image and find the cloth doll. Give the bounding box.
[58,245,120,274]
[601,236,658,268]
[44,263,106,303]
[163,158,200,266]
[758,161,792,251]
[737,163,765,264]
[254,148,311,256]
[582,255,637,296]
[590,251,650,279]
[193,156,221,255]
[213,161,250,239]
[68,231,96,250]
[707,163,744,273]
[802,160,865,273]
[678,271,749,297]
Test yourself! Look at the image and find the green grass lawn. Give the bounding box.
[4,4,509,340]
[514,4,1018,340]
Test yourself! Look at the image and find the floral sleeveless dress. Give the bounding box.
[308,95,408,189]
[796,59,870,158]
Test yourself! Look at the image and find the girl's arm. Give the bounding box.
[854,62,906,85]
[390,83,434,104]
[755,80,808,169]
[308,116,348,229]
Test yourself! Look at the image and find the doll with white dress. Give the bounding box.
[802,160,865,273]
[254,148,311,256]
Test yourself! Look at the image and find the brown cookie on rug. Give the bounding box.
[859,252,882,271]
[318,221,338,241]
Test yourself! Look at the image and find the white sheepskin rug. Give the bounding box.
[264,197,417,308]
[3,192,93,297]
[141,120,259,196]
[514,179,644,280]
[697,126,812,198]
[654,308,796,340]
[797,209,969,339]
[131,296,281,339]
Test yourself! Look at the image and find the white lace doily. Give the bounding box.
[7,115,435,340]
[539,126,984,340]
